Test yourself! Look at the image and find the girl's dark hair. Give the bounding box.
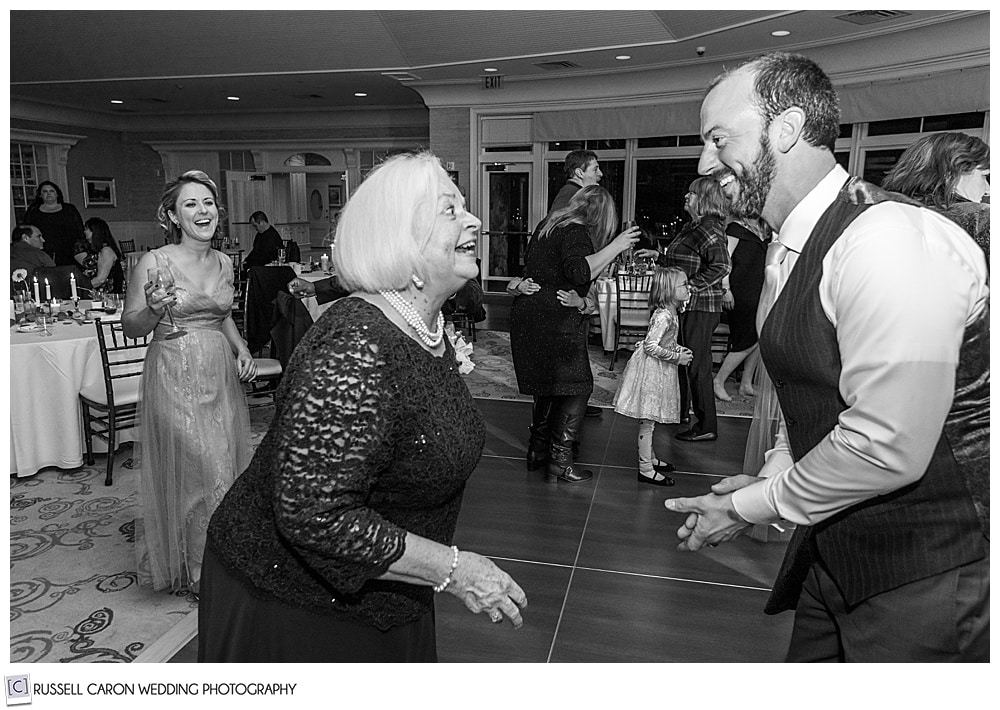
[85,217,122,260]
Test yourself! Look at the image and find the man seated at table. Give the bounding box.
[287,275,351,304]
[11,225,56,277]
[243,211,284,268]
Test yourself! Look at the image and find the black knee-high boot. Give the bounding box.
[526,396,555,470]
[546,395,593,483]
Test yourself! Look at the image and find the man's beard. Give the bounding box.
[730,134,776,219]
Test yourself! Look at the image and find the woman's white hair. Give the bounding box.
[333,151,444,292]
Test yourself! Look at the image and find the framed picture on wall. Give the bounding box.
[83,177,117,207]
[329,185,343,207]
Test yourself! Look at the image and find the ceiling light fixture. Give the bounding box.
[615,55,631,61]
[110,99,123,104]
[227,96,240,101]
[771,30,790,37]
[483,67,499,73]
[354,92,368,97]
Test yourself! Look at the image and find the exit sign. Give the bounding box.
[482,75,504,90]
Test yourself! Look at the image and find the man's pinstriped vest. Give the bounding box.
[758,186,989,614]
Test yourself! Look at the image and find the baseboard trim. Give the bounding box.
[132,610,198,663]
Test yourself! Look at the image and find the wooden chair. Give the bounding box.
[608,270,653,371]
[211,237,224,249]
[119,239,136,254]
[79,319,148,486]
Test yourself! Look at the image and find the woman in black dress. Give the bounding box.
[198,152,526,662]
[713,217,770,401]
[510,185,639,483]
[83,217,126,294]
[23,181,85,266]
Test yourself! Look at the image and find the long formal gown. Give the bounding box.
[135,248,251,591]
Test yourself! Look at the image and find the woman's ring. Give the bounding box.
[490,610,503,624]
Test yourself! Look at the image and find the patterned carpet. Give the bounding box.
[8,404,274,664]
[462,329,754,418]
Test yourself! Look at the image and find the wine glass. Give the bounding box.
[33,303,53,337]
[147,267,187,339]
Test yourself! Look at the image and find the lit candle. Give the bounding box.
[70,273,78,300]
[33,276,40,305]
[44,278,52,302]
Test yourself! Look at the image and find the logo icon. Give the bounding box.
[5,676,31,706]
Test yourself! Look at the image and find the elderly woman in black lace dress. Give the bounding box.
[198,152,526,662]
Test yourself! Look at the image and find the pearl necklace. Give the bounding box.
[379,289,445,348]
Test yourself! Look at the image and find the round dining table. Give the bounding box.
[9,302,133,477]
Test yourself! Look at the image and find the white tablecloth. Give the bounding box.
[594,276,648,352]
[9,304,134,477]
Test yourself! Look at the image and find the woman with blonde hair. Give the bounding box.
[510,185,640,483]
[124,170,256,595]
[199,152,527,662]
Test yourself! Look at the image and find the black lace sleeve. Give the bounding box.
[271,322,407,594]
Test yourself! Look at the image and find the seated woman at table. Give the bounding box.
[199,151,526,662]
[82,217,126,294]
[123,169,257,595]
[510,185,640,484]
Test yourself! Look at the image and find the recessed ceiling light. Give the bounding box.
[227,96,240,101]
[483,67,499,73]
[615,55,631,61]
[354,92,368,97]
[110,99,123,104]
[771,30,790,37]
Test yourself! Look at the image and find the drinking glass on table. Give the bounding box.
[104,293,121,314]
[147,267,187,339]
[14,293,26,321]
[33,303,53,336]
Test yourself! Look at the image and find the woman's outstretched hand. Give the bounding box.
[447,551,527,629]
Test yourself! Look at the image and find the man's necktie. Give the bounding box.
[756,240,790,334]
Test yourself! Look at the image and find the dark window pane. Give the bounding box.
[922,112,985,132]
[484,145,532,153]
[868,117,922,136]
[486,171,531,281]
[678,134,703,147]
[834,152,850,173]
[862,149,905,186]
[637,136,676,148]
[587,139,626,150]
[838,123,853,139]
[634,158,701,238]
[547,140,585,151]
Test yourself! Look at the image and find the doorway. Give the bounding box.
[480,163,532,293]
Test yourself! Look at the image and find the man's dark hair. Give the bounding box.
[564,150,599,181]
[711,52,840,153]
[12,225,35,243]
[249,211,269,224]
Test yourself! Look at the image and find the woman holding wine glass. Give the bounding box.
[123,169,256,595]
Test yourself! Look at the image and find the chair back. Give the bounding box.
[283,240,301,263]
[615,271,653,330]
[32,265,93,300]
[119,239,136,254]
[229,249,244,274]
[245,265,296,354]
[211,237,224,249]
[92,318,148,406]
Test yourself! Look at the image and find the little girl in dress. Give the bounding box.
[613,266,693,486]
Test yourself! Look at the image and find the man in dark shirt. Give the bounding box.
[244,211,284,268]
[549,149,603,213]
[10,225,56,277]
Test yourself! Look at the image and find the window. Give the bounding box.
[283,152,332,167]
[634,158,701,239]
[10,142,48,224]
[544,159,625,220]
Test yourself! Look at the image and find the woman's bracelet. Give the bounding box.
[433,545,460,593]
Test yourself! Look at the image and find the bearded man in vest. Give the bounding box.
[665,52,989,662]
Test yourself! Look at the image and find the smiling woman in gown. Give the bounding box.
[122,170,256,595]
